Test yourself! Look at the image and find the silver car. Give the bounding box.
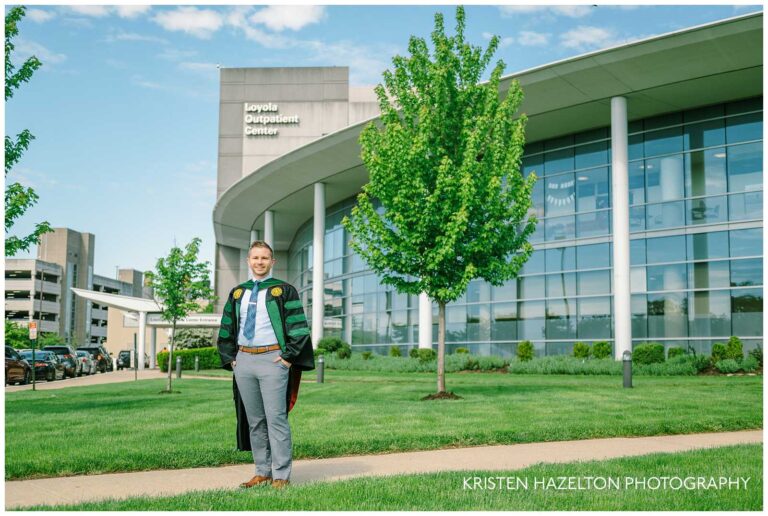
[76,350,97,375]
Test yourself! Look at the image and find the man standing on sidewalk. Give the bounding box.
[216,241,315,489]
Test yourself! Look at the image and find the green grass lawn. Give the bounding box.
[25,444,762,511]
[5,370,762,480]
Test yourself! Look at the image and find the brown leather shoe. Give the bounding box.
[240,475,272,488]
[271,479,290,489]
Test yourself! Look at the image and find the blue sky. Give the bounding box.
[5,3,762,279]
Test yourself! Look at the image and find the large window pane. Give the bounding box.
[631,294,648,338]
[646,201,684,230]
[579,270,611,295]
[685,147,727,197]
[729,191,763,221]
[446,306,466,343]
[631,267,646,293]
[546,272,576,298]
[576,167,610,211]
[644,126,683,157]
[575,141,608,169]
[686,196,727,225]
[684,119,726,150]
[631,239,646,265]
[523,154,544,178]
[546,246,575,272]
[545,215,575,241]
[689,261,730,289]
[727,142,762,193]
[518,275,545,300]
[689,290,731,337]
[546,299,576,339]
[731,288,763,336]
[544,147,575,175]
[577,243,611,269]
[726,112,762,144]
[466,280,490,304]
[518,300,545,340]
[647,235,686,263]
[491,302,517,341]
[530,180,545,218]
[577,211,610,238]
[578,296,611,339]
[647,264,687,291]
[629,205,645,232]
[520,250,545,274]
[729,228,762,257]
[647,155,684,202]
[628,161,645,205]
[493,279,517,302]
[730,259,763,287]
[546,173,576,216]
[647,292,688,338]
[628,134,644,161]
[687,231,729,261]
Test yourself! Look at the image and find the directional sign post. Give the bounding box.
[28,322,37,391]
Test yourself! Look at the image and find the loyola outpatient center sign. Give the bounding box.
[243,102,300,136]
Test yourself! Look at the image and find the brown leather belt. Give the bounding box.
[239,344,281,354]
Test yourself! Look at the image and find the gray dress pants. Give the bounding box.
[233,349,292,480]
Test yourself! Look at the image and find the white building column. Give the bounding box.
[150,327,157,369]
[311,183,325,347]
[250,230,258,244]
[610,96,631,360]
[138,311,147,370]
[264,210,274,249]
[418,292,432,349]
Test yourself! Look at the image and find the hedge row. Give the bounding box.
[157,347,221,372]
[507,354,709,376]
[322,353,509,373]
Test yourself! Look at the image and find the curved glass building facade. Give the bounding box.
[288,97,763,357]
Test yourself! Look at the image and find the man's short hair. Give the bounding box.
[249,240,274,258]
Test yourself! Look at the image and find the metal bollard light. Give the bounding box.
[194,355,199,372]
[176,356,182,379]
[317,355,324,383]
[623,350,633,388]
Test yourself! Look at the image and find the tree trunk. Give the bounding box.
[166,321,176,392]
[437,300,446,393]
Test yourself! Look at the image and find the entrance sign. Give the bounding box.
[244,103,300,136]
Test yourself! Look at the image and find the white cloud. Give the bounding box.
[249,5,326,32]
[306,39,398,86]
[116,5,151,19]
[500,5,592,18]
[560,26,645,51]
[152,7,224,39]
[131,75,167,90]
[13,38,67,65]
[481,32,514,48]
[157,48,198,61]
[26,9,55,23]
[224,7,295,49]
[518,31,550,46]
[109,31,168,44]
[66,6,110,18]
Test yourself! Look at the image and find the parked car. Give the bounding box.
[5,346,32,385]
[117,350,150,370]
[76,350,97,375]
[19,350,66,381]
[42,345,79,378]
[77,346,113,373]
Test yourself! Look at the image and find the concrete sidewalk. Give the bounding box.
[5,430,762,509]
[4,368,168,392]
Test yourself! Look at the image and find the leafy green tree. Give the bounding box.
[343,7,536,396]
[5,6,51,256]
[173,328,215,349]
[145,238,213,392]
[4,321,29,349]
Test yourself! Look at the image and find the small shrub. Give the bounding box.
[454,347,470,354]
[592,341,612,359]
[317,336,344,355]
[711,343,727,364]
[632,343,665,365]
[725,336,744,361]
[748,344,762,367]
[741,355,759,373]
[667,346,685,359]
[361,351,373,360]
[465,357,480,370]
[714,358,741,374]
[416,348,436,362]
[389,346,402,357]
[692,354,711,373]
[516,341,534,362]
[409,348,419,359]
[336,343,351,359]
[573,342,591,359]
